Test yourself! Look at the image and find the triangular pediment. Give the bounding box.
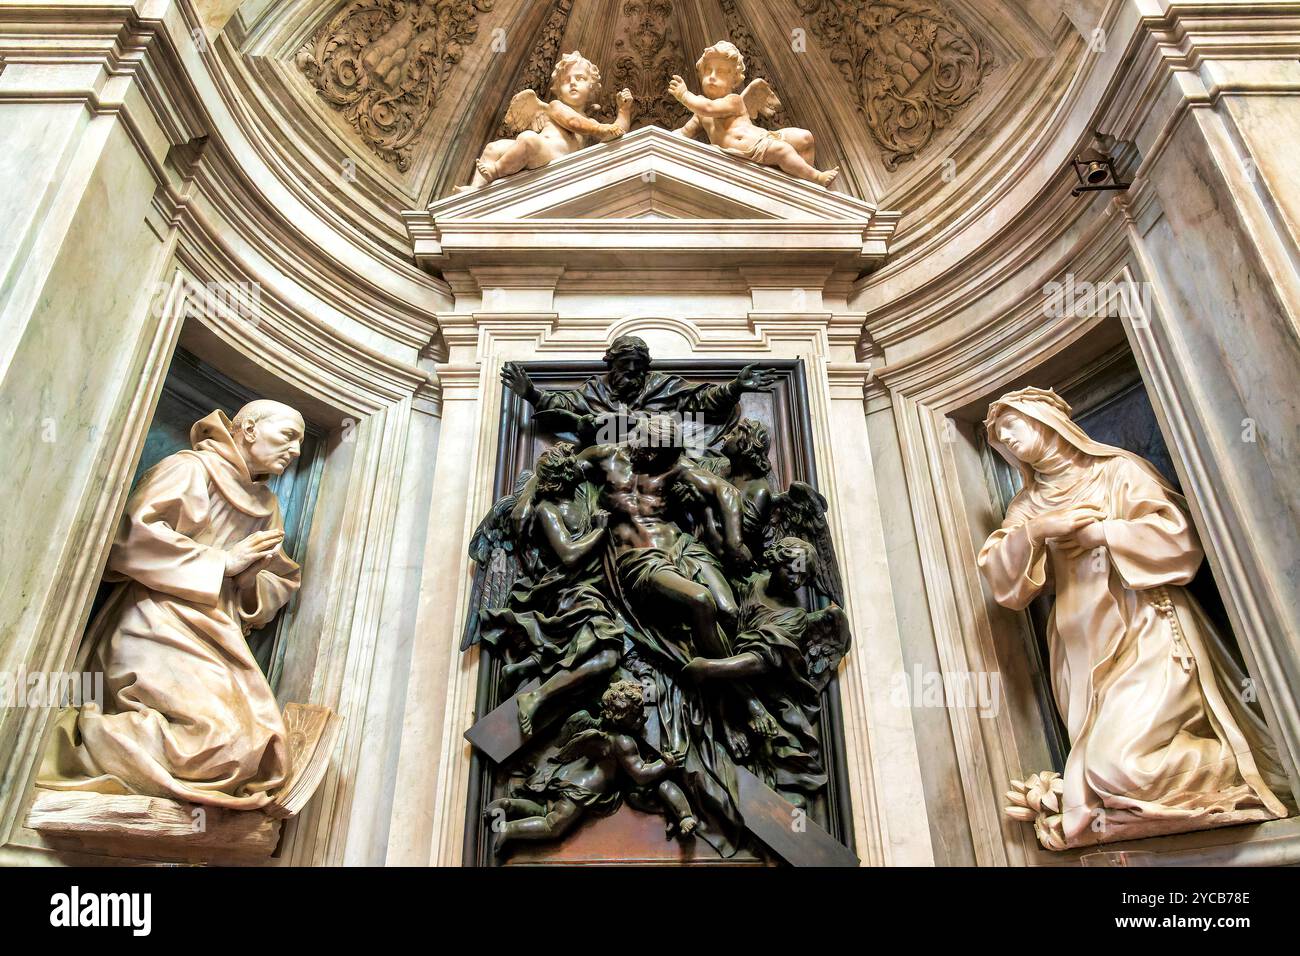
[403,126,898,273]
[535,172,778,221]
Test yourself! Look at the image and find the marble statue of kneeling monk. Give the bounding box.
[39,401,307,810]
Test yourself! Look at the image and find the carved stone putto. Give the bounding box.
[297,0,496,171]
[495,0,575,137]
[796,0,992,170]
[459,51,633,192]
[719,0,788,127]
[671,40,838,188]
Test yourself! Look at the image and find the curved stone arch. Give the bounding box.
[604,313,705,356]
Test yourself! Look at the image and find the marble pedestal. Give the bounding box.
[27,790,281,865]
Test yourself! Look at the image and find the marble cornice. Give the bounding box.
[173,219,435,418]
[1100,4,1300,173]
[406,127,897,278]
[433,362,487,399]
[870,204,1133,404]
[826,361,872,403]
[227,45,423,248]
[435,310,840,359]
[1137,2,1300,60]
[187,143,442,353]
[861,163,1097,353]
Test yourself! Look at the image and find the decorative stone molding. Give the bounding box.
[610,0,690,130]
[795,0,992,169]
[297,0,497,171]
[403,127,898,273]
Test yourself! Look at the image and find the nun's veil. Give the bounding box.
[983,387,1179,499]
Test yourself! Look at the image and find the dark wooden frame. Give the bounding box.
[462,358,856,866]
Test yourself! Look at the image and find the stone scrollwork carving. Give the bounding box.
[297,0,496,171]
[611,0,690,131]
[795,0,992,170]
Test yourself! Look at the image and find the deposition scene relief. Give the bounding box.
[461,343,855,865]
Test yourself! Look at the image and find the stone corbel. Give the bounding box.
[402,209,443,265]
[437,265,565,320]
[863,211,902,264]
[739,266,835,312]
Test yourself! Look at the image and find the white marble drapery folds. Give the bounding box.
[40,412,299,810]
[979,388,1290,848]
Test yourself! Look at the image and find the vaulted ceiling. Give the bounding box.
[213,0,1094,254]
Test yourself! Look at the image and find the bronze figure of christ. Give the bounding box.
[577,413,751,659]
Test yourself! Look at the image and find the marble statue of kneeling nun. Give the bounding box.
[978,387,1291,849]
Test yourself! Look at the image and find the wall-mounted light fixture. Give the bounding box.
[1069,146,1129,197]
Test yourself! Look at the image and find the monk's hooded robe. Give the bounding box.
[977,388,1290,847]
[39,411,299,810]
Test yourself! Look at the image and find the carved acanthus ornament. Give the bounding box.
[610,0,689,130]
[515,0,574,95]
[297,0,496,171]
[795,0,992,170]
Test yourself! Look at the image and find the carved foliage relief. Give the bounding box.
[297,0,496,171]
[796,0,992,169]
[610,0,689,131]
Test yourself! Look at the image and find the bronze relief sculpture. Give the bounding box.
[462,336,853,863]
